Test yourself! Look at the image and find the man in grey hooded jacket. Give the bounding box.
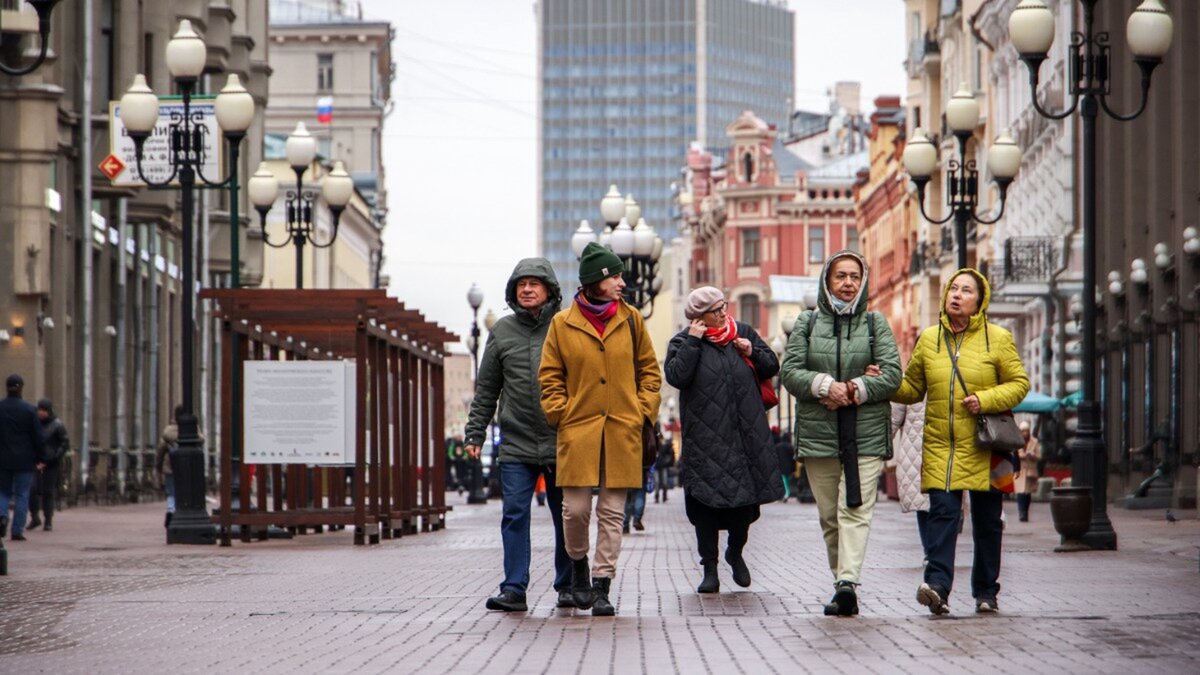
[465,258,572,612]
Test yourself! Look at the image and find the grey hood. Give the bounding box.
[817,249,870,317]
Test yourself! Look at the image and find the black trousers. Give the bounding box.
[29,464,61,524]
[685,491,760,565]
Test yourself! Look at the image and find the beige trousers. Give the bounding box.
[561,457,626,579]
[805,455,885,585]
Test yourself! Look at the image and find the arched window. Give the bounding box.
[738,293,760,330]
[742,151,754,182]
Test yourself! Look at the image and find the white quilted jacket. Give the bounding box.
[888,401,928,513]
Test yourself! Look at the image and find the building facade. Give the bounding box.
[537,0,794,290]
[0,0,270,497]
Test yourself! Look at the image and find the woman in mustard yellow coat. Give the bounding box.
[892,269,1029,616]
[539,242,661,616]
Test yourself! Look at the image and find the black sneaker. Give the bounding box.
[975,596,999,614]
[484,590,528,612]
[917,583,950,615]
[556,589,576,608]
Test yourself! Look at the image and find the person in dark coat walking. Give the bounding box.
[0,374,46,541]
[664,287,784,594]
[774,427,797,502]
[466,258,573,613]
[28,399,69,531]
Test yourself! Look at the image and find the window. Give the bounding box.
[913,105,922,130]
[317,53,334,93]
[742,151,754,182]
[741,228,760,266]
[809,226,826,263]
[738,294,759,330]
[846,227,860,253]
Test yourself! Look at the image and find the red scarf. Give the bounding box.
[703,315,737,346]
[575,291,618,335]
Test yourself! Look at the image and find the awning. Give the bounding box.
[1013,391,1063,414]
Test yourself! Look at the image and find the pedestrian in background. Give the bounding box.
[28,398,69,532]
[622,483,646,534]
[1015,421,1040,522]
[664,286,782,594]
[156,405,187,529]
[781,251,902,616]
[774,426,796,502]
[654,432,675,503]
[892,268,1030,616]
[0,374,45,541]
[465,258,572,613]
[888,400,930,563]
[539,242,661,616]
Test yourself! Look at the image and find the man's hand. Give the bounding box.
[36,462,46,471]
[826,381,852,407]
[464,444,481,460]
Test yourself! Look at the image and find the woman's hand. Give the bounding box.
[732,337,752,356]
[688,319,707,337]
[962,394,981,415]
[864,364,882,377]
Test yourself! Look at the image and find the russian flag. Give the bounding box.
[316,96,334,124]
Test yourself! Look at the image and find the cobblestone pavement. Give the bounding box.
[0,490,1197,674]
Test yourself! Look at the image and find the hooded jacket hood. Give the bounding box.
[36,398,56,419]
[818,249,870,316]
[505,258,561,326]
[938,268,992,337]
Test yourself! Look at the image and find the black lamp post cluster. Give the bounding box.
[902,85,1023,270]
[0,0,60,76]
[1007,0,1174,551]
[247,123,354,289]
[571,185,664,317]
[117,19,259,545]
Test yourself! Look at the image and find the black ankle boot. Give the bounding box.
[591,577,614,616]
[697,562,720,593]
[725,549,751,587]
[570,556,594,609]
[823,581,859,616]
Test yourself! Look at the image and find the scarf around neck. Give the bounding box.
[575,290,618,335]
[703,315,737,346]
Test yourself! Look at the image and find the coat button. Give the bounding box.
[600,378,607,384]
[599,345,605,352]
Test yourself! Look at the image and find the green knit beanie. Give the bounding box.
[578,242,624,285]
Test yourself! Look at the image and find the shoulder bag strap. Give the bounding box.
[943,330,971,399]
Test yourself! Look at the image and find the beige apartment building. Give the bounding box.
[1,1,270,497]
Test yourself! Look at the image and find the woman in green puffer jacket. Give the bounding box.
[780,250,902,616]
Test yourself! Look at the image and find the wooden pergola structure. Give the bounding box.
[200,289,458,546]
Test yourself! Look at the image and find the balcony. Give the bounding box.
[989,236,1060,295]
[905,31,942,79]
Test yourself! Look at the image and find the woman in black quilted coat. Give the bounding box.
[664,287,784,593]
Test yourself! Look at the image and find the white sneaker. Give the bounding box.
[917,583,950,615]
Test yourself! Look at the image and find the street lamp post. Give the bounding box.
[0,0,61,76]
[117,20,257,544]
[465,283,488,505]
[571,185,664,317]
[246,122,354,288]
[902,85,1023,270]
[1009,0,1174,550]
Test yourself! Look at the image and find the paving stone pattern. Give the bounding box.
[0,492,1197,674]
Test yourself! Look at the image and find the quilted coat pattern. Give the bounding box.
[888,401,929,513]
[664,322,785,509]
[539,300,662,489]
[892,269,1030,492]
[780,250,903,459]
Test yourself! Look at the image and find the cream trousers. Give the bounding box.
[560,457,626,579]
[804,455,885,585]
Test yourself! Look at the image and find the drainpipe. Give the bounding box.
[115,197,128,497]
[79,0,95,491]
[199,169,212,484]
[133,221,145,490]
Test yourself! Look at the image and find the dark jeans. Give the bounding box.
[685,492,758,565]
[623,488,645,527]
[916,509,931,556]
[29,464,61,524]
[498,462,570,596]
[1016,493,1032,520]
[925,489,1003,600]
[655,467,671,502]
[0,469,35,537]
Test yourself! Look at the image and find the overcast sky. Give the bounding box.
[358,0,906,345]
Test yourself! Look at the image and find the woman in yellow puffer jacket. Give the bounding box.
[893,269,1029,616]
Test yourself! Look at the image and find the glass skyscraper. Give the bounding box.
[538,0,794,287]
